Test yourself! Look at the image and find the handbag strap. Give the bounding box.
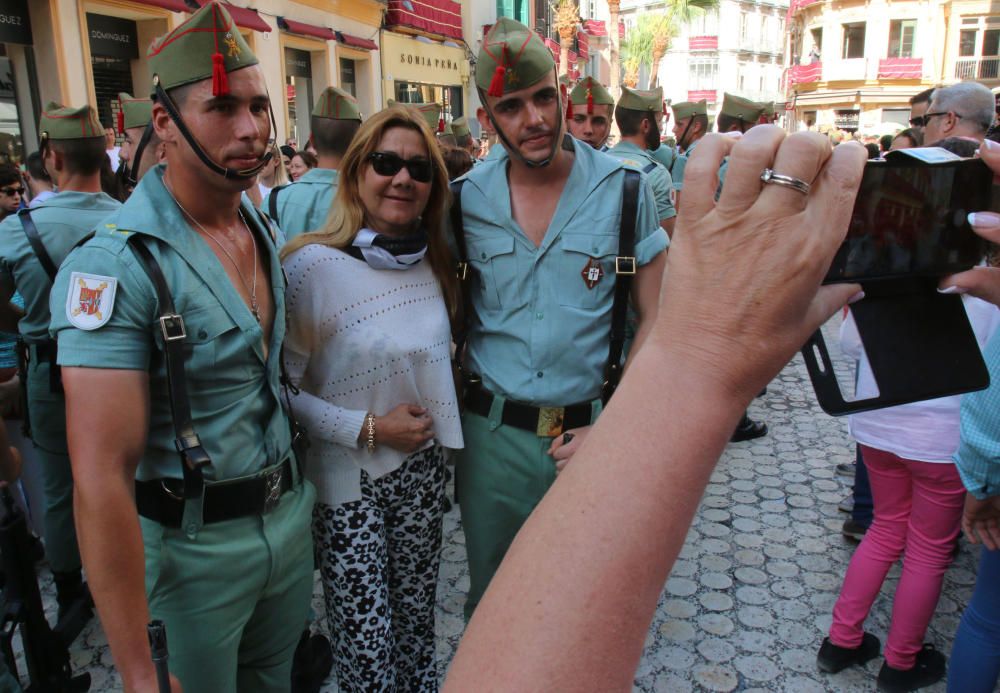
[267,184,288,225]
[125,235,210,523]
[18,209,58,283]
[602,169,640,404]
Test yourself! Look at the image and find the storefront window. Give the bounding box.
[340,58,356,97]
[394,82,463,121]
[0,53,22,164]
[86,13,139,139]
[285,48,314,146]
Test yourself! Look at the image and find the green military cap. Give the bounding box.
[708,114,716,130]
[412,102,443,132]
[117,92,152,133]
[441,122,453,136]
[761,101,776,117]
[671,99,707,121]
[147,1,257,95]
[569,76,613,113]
[477,17,555,97]
[720,92,764,122]
[617,85,664,113]
[451,116,471,139]
[312,86,361,121]
[40,102,104,141]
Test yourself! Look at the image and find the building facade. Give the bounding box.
[621,0,788,122]
[1,0,389,161]
[786,0,999,133]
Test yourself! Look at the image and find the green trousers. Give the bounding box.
[456,398,600,620]
[141,478,316,693]
[26,358,79,575]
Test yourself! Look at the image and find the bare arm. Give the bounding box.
[659,216,676,238]
[445,129,866,690]
[64,367,163,691]
[626,249,666,367]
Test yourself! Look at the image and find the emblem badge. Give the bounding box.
[225,32,241,60]
[581,257,604,290]
[66,272,117,330]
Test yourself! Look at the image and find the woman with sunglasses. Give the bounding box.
[281,105,462,692]
[0,164,24,221]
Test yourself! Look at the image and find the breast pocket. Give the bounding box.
[468,236,517,312]
[179,303,254,385]
[558,232,619,310]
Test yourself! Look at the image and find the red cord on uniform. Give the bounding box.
[587,87,594,114]
[211,5,229,97]
[117,109,125,135]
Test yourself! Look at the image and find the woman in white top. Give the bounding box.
[281,105,462,692]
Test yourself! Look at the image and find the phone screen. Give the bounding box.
[824,156,991,283]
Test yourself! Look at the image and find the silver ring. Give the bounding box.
[760,168,810,195]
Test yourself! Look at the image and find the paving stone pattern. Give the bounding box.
[15,318,976,691]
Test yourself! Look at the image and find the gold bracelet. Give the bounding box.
[366,413,376,454]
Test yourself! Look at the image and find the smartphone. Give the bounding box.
[824,149,992,284]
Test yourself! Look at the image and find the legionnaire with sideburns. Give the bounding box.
[452,17,668,619]
[49,3,315,691]
[0,103,120,625]
[566,76,615,151]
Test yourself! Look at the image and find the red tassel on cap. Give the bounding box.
[117,109,125,135]
[566,98,574,119]
[587,87,594,115]
[438,117,445,133]
[487,45,508,98]
[211,5,229,97]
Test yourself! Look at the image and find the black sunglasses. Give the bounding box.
[368,151,433,183]
[1,187,24,196]
[910,111,963,128]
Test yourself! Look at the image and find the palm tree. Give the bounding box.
[621,17,653,88]
[626,0,718,89]
[552,0,580,76]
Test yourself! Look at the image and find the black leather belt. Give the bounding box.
[135,458,295,528]
[27,341,56,361]
[464,381,594,437]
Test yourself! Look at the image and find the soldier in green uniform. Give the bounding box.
[451,116,478,158]
[0,103,120,622]
[266,86,361,238]
[607,86,677,236]
[116,92,164,191]
[566,76,615,151]
[455,17,667,619]
[49,4,314,691]
[668,99,708,211]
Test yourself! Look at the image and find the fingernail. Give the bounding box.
[938,285,968,294]
[848,291,865,304]
[968,211,1000,229]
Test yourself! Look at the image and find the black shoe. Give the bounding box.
[817,632,880,673]
[842,518,869,542]
[836,462,856,478]
[291,630,333,693]
[877,644,946,692]
[838,496,855,513]
[731,414,767,442]
[52,570,93,626]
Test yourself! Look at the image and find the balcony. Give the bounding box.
[689,35,718,51]
[954,57,1000,81]
[687,89,718,102]
[788,62,822,85]
[878,58,922,79]
[824,58,868,81]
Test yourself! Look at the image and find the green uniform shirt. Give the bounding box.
[456,137,668,405]
[266,168,339,241]
[648,145,677,172]
[606,141,677,223]
[670,138,701,191]
[0,192,120,343]
[50,168,292,482]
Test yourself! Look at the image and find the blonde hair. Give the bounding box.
[268,142,290,187]
[281,105,458,322]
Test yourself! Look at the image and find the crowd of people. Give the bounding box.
[2,2,1000,692]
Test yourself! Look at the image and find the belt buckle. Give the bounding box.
[262,467,284,514]
[536,406,565,437]
[615,256,637,275]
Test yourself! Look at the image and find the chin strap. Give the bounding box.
[676,117,695,152]
[153,77,275,181]
[122,121,155,189]
[477,67,564,169]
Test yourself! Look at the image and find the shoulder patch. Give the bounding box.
[66,272,117,330]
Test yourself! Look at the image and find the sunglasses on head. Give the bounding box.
[367,151,433,183]
[1,187,24,196]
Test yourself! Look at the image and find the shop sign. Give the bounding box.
[285,49,312,79]
[382,31,465,84]
[397,53,460,72]
[0,0,32,46]
[87,13,138,59]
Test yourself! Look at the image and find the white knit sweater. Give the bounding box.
[282,243,464,505]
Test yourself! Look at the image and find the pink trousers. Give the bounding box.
[829,445,965,669]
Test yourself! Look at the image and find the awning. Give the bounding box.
[582,19,606,37]
[278,17,335,41]
[789,62,822,85]
[336,31,378,51]
[132,0,190,11]
[544,37,559,61]
[577,31,589,61]
[190,1,271,32]
[386,0,463,42]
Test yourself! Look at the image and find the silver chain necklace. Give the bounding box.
[164,181,261,322]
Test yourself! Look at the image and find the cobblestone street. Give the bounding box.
[17,318,976,692]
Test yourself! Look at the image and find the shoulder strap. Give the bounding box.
[268,185,288,225]
[642,161,658,174]
[18,209,58,283]
[602,169,640,404]
[449,179,473,357]
[125,235,210,528]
